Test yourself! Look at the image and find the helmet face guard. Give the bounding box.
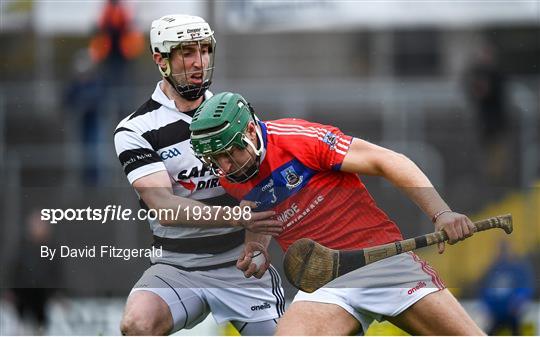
[196,132,261,183]
[150,14,216,100]
[190,92,263,183]
[161,37,216,101]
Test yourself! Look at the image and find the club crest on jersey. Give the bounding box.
[281,166,303,189]
[322,131,338,149]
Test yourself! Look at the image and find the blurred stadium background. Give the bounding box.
[0,1,538,335]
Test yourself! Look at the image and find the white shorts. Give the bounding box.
[293,252,445,332]
[129,263,285,333]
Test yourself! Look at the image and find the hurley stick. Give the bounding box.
[283,214,513,293]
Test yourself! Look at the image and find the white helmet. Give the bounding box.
[150,14,216,100]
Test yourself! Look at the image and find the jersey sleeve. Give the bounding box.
[265,119,353,171]
[114,127,166,184]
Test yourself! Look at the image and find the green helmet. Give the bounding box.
[190,92,263,182]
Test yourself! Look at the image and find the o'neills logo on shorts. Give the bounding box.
[407,281,427,295]
[251,302,271,311]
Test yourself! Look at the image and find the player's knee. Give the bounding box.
[121,310,169,335]
[120,314,144,335]
[121,292,172,335]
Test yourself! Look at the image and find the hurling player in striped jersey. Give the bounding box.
[114,17,284,336]
[190,92,485,336]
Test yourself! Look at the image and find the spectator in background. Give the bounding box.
[7,210,61,335]
[463,43,509,184]
[64,50,104,184]
[80,0,144,185]
[89,0,144,84]
[89,0,144,118]
[479,241,534,335]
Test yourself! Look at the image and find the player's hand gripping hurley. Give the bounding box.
[284,214,513,293]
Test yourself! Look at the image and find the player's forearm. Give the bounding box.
[400,186,451,222]
[245,230,272,249]
[380,152,451,220]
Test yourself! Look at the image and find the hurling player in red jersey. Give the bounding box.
[190,92,484,336]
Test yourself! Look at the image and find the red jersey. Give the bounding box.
[221,118,403,251]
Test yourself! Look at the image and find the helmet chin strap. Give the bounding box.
[242,129,263,157]
[159,59,209,101]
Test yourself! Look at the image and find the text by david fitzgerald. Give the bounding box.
[41,245,162,261]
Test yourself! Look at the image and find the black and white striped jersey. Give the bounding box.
[114,82,243,268]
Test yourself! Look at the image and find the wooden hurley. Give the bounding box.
[283,214,513,293]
